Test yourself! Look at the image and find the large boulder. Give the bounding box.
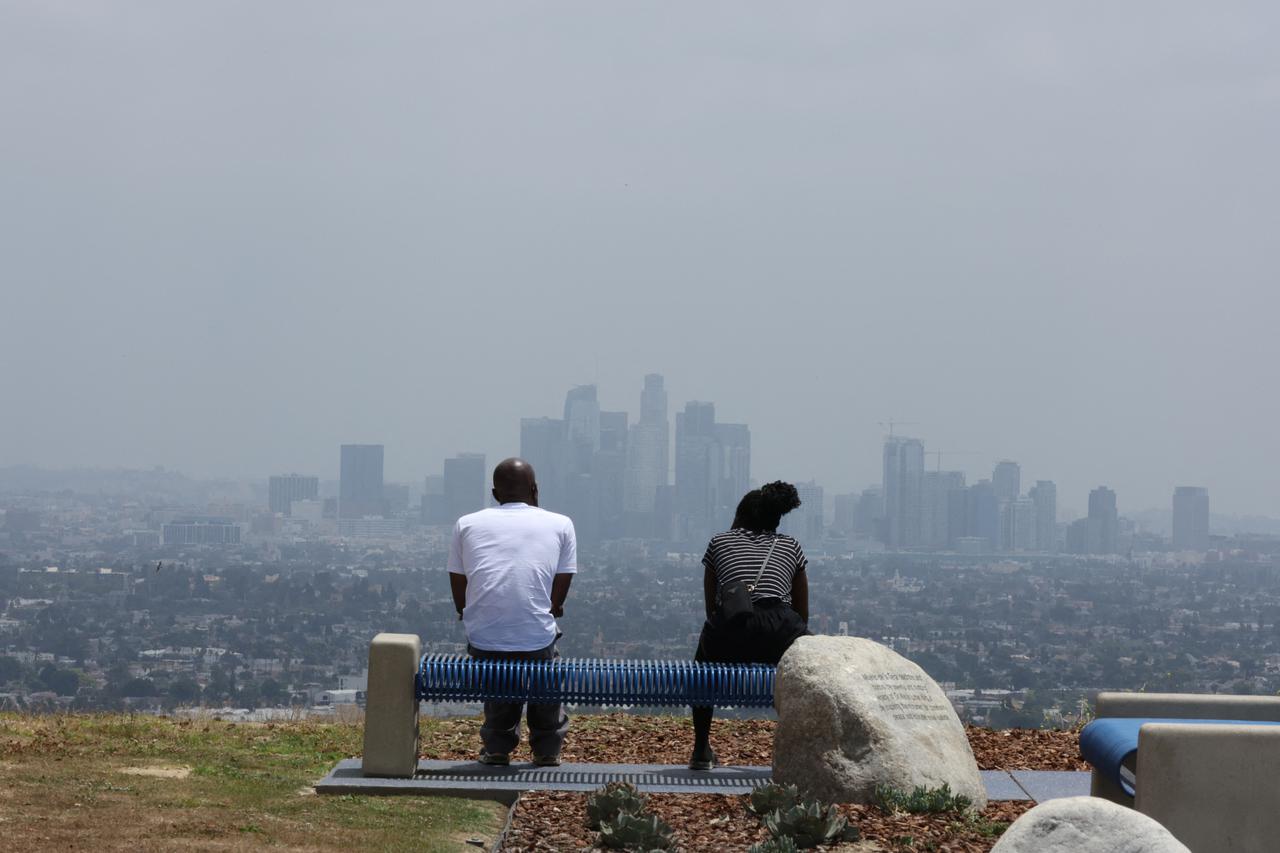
[991,796,1190,852]
[772,635,985,806]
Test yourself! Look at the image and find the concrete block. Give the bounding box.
[361,632,421,778]
[1095,691,1280,722]
[1136,722,1280,853]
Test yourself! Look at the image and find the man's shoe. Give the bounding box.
[478,751,510,766]
[688,747,718,772]
[532,754,561,767]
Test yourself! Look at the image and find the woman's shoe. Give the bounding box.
[688,747,718,772]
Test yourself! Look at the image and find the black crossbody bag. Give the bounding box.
[717,535,779,624]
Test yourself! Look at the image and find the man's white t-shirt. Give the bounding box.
[447,502,577,652]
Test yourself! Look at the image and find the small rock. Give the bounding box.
[990,796,1190,852]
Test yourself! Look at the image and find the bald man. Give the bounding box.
[447,457,577,766]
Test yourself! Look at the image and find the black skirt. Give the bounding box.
[695,598,809,665]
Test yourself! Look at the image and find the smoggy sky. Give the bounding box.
[2,2,1277,516]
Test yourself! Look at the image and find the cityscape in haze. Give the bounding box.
[3,1,1280,743]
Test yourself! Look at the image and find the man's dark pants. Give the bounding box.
[467,639,569,759]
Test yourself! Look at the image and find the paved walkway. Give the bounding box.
[316,759,1090,804]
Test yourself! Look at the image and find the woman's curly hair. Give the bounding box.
[732,481,801,533]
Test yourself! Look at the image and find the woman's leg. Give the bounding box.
[690,624,719,769]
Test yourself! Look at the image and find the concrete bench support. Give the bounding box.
[1136,722,1280,853]
[361,632,421,778]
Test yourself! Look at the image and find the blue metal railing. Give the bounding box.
[416,654,776,708]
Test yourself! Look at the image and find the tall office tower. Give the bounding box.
[1028,480,1057,551]
[268,474,318,516]
[520,416,567,510]
[592,411,629,540]
[443,453,486,521]
[966,479,1000,551]
[625,374,670,517]
[882,437,925,548]
[339,444,385,518]
[832,493,858,533]
[992,460,1021,502]
[714,423,751,527]
[1172,486,1210,551]
[675,401,719,544]
[421,474,447,525]
[782,481,824,544]
[852,487,884,539]
[1008,497,1037,551]
[922,470,966,549]
[383,483,410,515]
[563,385,601,475]
[1087,486,1119,554]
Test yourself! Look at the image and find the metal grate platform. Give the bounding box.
[314,759,1088,804]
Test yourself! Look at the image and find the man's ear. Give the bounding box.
[492,488,500,504]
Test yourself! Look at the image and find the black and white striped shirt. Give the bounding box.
[703,529,807,605]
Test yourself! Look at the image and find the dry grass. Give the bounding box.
[0,713,506,853]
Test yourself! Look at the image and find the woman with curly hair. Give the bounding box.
[689,481,810,770]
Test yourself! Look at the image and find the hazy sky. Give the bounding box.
[2,2,1278,516]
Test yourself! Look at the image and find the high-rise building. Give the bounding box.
[592,411,629,540]
[714,423,751,528]
[832,493,858,534]
[520,417,567,510]
[853,487,884,539]
[1028,480,1057,551]
[782,481,824,545]
[1172,486,1210,551]
[421,474,446,525]
[383,483,410,515]
[966,479,1000,551]
[1007,497,1037,551]
[1087,486,1119,554]
[992,461,1021,502]
[339,444,385,519]
[675,401,719,544]
[625,374,669,517]
[443,453,486,521]
[882,437,925,548]
[922,470,966,549]
[563,385,601,475]
[268,474,318,516]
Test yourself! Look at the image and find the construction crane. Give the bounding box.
[877,419,918,439]
[924,450,980,472]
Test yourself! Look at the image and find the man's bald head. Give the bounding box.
[492,457,538,506]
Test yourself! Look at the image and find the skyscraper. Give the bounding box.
[592,411,629,540]
[625,374,669,517]
[992,461,1021,502]
[520,417,567,510]
[339,444,385,519]
[675,401,719,544]
[714,422,751,528]
[421,474,446,525]
[882,437,925,548]
[782,481,824,545]
[922,470,965,549]
[268,474,318,516]
[853,487,884,540]
[1028,480,1057,551]
[443,453,486,521]
[563,385,601,475]
[966,479,1000,551]
[1172,486,1210,551]
[1088,486,1119,554]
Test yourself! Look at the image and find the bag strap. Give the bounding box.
[748,535,780,591]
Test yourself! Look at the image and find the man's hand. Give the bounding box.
[551,604,564,618]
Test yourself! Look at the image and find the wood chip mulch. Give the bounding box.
[418,716,1084,852]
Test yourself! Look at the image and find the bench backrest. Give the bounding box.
[416,654,776,708]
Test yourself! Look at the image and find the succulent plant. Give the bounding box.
[873,782,973,815]
[748,782,801,817]
[763,799,855,849]
[585,781,649,830]
[747,835,801,853]
[596,811,676,850]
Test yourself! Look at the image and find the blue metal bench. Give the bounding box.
[416,654,777,708]
[363,634,778,778]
